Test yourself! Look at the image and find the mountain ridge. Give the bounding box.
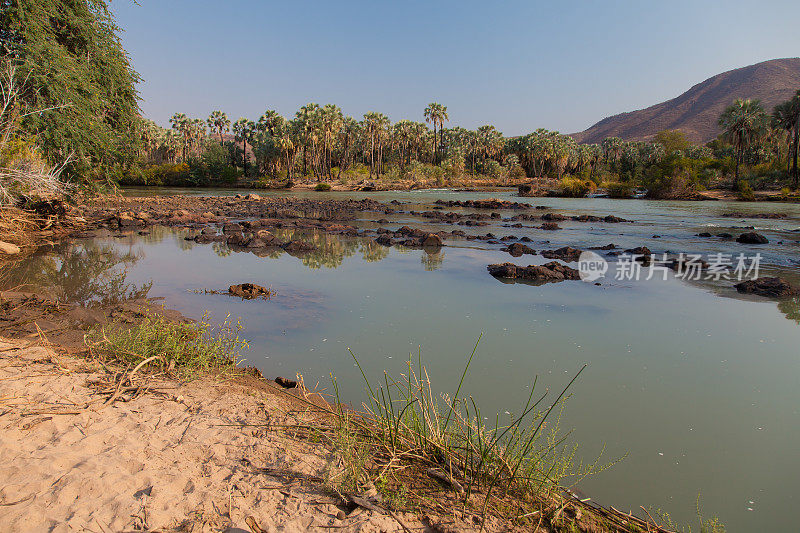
[570,58,800,144]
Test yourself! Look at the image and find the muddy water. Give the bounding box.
[8,188,800,531]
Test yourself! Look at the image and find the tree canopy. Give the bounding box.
[1,0,141,180]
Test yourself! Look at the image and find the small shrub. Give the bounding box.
[736,181,755,201]
[315,182,331,191]
[606,181,635,198]
[87,313,248,379]
[557,177,596,197]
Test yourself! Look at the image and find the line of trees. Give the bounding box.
[137,102,524,185]
[132,88,800,196]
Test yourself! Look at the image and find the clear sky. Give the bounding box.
[110,0,800,136]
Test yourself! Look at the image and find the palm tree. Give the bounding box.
[206,110,230,144]
[232,117,255,176]
[424,103,449,165]
[363,112,389,177]
[772,91,800,188]
[719,99,767,187]
[169,113,189,162]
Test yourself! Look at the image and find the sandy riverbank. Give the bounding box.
[0,335,429,532]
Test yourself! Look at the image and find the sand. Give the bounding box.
[0,336,421,532]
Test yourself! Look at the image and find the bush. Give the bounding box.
[315,182,331,191]
[556,177,596,197]
[606,181,635,198]
[482,159,503,179]
[736,181,755,201]
[87,313,247,380]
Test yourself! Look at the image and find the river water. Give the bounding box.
[7,188,800,531]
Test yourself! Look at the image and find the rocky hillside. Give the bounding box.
[571,57,800,144]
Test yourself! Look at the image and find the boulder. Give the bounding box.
[624,246,652,257]
[541,222,561,230]
[422,233,443,247]
[736,232,769,244]
[505,242,536,257]
[229,283,272,299]
[541,246,583,262]
[375,235,394,246]
[734,277,798,298]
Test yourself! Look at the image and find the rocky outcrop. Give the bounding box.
[541,246,583,262]
[624,246,652,258]
[434,199,531,210]
[229,283,273,299]
[736,232,769,244]
[487,261,581,282]
[505,243,537,257]
[734,277,798,298]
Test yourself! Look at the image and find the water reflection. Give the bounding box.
[778,297,800,323]
[207,228,392,269]
[0,241,151,305]
[421,248,445,271]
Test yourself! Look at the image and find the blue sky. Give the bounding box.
[111,0,800,136]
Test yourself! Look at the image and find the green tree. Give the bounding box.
[718,99,767,187]
[1,0,141,180]
[654,130,690,154]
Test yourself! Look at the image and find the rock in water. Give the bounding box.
[736,232,769,244]
[275,376,297,388]
[505,242,536,257]
[0,241,21,255]
[229,283,272,300]
[487,262,581,282]
[422,233,443,247]
[541,246,583,262]
[734,277,798,298]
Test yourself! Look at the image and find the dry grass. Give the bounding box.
[0,207,43,247]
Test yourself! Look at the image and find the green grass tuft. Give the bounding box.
[87,312,248,379]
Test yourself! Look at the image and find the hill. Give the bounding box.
[571,58,800,144]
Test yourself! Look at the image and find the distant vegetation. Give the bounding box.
[1,0,798,201]
[128,93,800,199]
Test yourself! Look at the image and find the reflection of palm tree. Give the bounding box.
[360,240,389,263]
[1,241,151,305]
[212,242,232,257]
[298,231,360,269]
[421,249,444,271]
